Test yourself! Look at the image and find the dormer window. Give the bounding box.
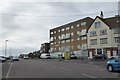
[81,22,86,26]
[95,22,101,28]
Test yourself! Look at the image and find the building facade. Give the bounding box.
[40,43,50,54]
[87,15,120,59]
[50,17,94,56]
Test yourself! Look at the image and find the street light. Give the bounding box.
[5,40,8,57]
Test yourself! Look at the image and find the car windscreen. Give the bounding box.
[46,54,50,56]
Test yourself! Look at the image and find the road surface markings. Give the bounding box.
[6,63,13,78]
[81,73,96,78]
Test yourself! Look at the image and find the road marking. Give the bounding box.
[6,63,13,78]
[81,73,96,78]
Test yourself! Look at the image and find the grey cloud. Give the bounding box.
[1,2,118,56]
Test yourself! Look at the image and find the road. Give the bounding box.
[2,59,120,79]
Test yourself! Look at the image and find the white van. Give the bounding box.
[40,53,51,59]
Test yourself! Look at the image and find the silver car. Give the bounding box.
[12,56,19,61]
[0,56,6,62]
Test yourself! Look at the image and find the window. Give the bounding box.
[61,34,66,39]
[100,30,107,35]
[77,31,80,35]
[95,22,101,28]
[71,32,74,36]
[81,22,86,26]
[66,33,70,38]
[54,48,56,51]
[90,39,97,45]
[54,42,56,44]
[66,39,70,43]
[71,46,74,49]
[50,48,54,52]
[62,40,65,43]
[71,39,74,42]
[54,37,56,39]
[81,44,87,50]
[113,28,120,34]
[77,24,80,27]
[54,31,56,34]
[51,42,53,45]
[77,37,80,40]
[71,26,74,29]
[59,47,61,51]
[114,37,120,43]
[58,30,60,32]
[81,36,86,40]
[50,37,53,41]
[58,41,60,43]
[90,31,97,37]
[51,32,53,34]
[77,45,80,49]
[81,29,86,35]
[66,27,70,30]
[62,28,65,31]
[100,38,107,44]
[58,35,61,40]
[97,49,102,54]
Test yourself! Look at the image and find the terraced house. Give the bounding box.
[50,17,93,56]
[87,15,120,59]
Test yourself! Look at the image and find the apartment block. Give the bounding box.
[87,15,120,59]
[40,43,50,54]
[50,17,94,56]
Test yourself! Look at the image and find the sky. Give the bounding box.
[0,0,119,56]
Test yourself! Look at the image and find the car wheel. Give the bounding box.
[107,65,113,72]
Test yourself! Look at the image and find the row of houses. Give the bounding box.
[40,12,120,59]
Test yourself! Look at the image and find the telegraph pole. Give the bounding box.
[5,40,8,57]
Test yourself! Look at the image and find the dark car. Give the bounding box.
[93,54,106,59]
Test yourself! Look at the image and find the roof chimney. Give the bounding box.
[100,11,104,18]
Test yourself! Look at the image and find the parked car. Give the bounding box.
[70,53,77,59]
[0,56,6,62]
[93,54,106,59]
[62,52,77,59]
[40,53,51,59]
[106,56,120,72]
[24,55,29,59]
[12,56,19,61]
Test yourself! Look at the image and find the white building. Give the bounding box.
[87,15,120,59]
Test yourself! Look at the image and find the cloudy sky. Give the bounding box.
[0,0,119,56]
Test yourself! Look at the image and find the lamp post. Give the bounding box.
[5,40,8,57]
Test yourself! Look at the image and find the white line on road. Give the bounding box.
[6,63,13,78]
[81,73,96,78]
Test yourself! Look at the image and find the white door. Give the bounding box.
[113,51,117,56]
[107,51,111,59]
[89,52,93,59]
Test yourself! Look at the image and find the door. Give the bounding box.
[114,57,120,70]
